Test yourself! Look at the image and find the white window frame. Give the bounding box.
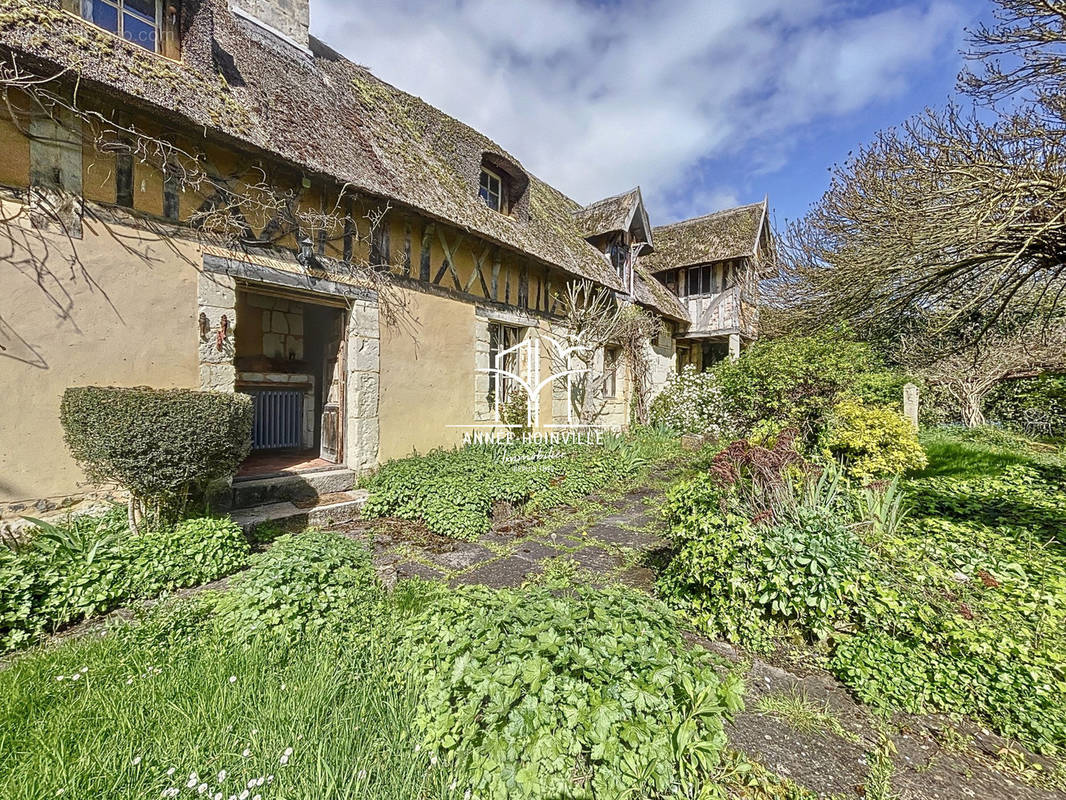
[479,167,503,212]
[81,0,162,53]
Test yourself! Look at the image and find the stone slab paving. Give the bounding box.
[361,468,1064,800]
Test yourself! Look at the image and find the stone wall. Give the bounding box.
[232,0,310,47]
[243,293,305,361]
[345,297,381,472]
[197,271,238,392]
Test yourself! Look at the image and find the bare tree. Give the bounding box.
[899,310,1066,427]
[780,106,1066,335]
[553,280,622,424]
[551,280,661,426]
[961,0,1066,120]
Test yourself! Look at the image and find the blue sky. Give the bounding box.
[312,0,991,227]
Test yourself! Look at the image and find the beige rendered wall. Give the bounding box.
[0,205,202,507]
[377,286,475,461]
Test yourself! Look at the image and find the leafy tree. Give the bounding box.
[713,329,899,441]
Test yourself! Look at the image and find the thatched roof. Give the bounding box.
[641,200,768,273]
[574,186,652,243]
[0,0,685,319]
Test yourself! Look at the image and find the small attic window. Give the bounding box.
[82,0,162,52]
[479,167,503,212]
[478,153,529,218]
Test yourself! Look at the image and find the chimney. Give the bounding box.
[231,0,310,51]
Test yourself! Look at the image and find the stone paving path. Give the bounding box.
[343,467,1066,800]
[365,479,671,593]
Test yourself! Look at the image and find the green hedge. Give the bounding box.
[0,511,248,652]
[61,386,253,520]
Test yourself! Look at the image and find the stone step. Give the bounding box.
[231,468,357,510]
[230,490,370,535]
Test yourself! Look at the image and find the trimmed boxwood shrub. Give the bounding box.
[61,386,253,526]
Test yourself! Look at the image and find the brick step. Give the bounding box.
[231,468,357,510]
[230,490,370,535]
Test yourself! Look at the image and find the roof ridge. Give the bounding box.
[652,200,765,231]
[577,186,640,213]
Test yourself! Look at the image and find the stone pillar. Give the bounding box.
[728,333,741,362]
[473,317,494,422]
[345,297,381,473]
[197,272,237,392]
[903,383,920,429]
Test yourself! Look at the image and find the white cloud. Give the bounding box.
[311,0,963,222]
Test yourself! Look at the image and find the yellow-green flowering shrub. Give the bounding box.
[823,399,927,481]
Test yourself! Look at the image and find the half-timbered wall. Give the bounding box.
[0,90,674,520]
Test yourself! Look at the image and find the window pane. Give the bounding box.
[90,0,120,33]
[123,13,157,50]
[479,185,498,210]
[124,0,156,20]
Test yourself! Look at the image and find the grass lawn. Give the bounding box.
[0,604,449,800]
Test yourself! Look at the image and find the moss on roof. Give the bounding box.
[574,187,640,237]
[0,0,684,318]
[641,200,768,273]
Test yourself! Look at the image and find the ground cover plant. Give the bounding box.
[401,582,744,798]
[0,509,248,652]
[361,428,679,540]
[1,529,748,799]
[658,427,1066,754]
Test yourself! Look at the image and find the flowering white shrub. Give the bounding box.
[649,365,733,436]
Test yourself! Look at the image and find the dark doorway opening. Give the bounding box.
[233,288,347,478]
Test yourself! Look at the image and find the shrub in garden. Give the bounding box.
[657,473,869,648]
[712,329,900,441]
[822,399,927,482]
[61,386,253,529]
[217,532,380,639]
[400,583,744,798]
[757,505,866,638]
[0,511,248,652]
[649,365,731,435]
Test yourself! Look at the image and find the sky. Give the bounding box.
[310,0,992,228]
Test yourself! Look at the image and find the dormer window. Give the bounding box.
[82,0,162,51]
[479,167,503,212]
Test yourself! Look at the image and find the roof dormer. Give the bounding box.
[477,152,530,221]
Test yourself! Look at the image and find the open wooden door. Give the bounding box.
[320,312,345,463]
